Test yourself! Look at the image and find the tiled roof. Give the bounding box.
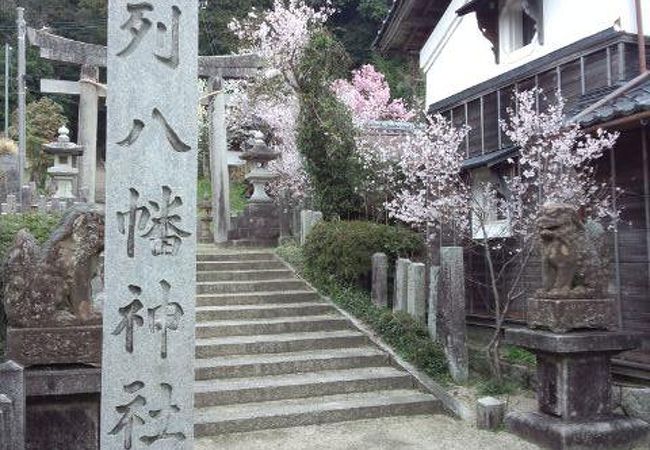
[573,78,650,127]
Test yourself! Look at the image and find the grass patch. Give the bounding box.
[475,378,520,397]
[230,181,248,215]
[503,345,536,367]
[277,241,450,384]
[196,178,248,216]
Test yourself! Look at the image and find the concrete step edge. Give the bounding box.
[196,330,365,346]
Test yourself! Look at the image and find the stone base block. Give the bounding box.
[26,393,99,450]
[7,326,101,367]
[506,411,649,450]
[527,298,617,333]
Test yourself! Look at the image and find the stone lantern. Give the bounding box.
[239,131,279,203]
[43,126,83,199]
[227,131,281,246]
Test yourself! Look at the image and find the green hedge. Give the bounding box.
[303,220,424,287]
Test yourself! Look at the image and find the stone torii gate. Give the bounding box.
[27,28,262,230]
[200,54,262,242]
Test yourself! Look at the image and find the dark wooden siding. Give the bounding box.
[452,105,468,157]
[483,92,499,152]
[537,68,559,110]
[584,49,609,90]
[560,59,582,108]
[467,99,482,156]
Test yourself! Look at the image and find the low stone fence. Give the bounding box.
[0,184,87,215]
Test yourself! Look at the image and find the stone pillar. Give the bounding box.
[102,1,198,448]
[439,247,468,383]
[393,258,411,313]
[0,360,25,450]
[371,252,388,308]
[78,65,100,203]
[209,76,230,243]
[407,262,426,324]
[428,265,440,339]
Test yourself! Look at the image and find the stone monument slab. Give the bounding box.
[0,361,25,450]
[101,1,198,448]
[406,262,426,323]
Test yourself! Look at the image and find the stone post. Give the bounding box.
[439,247,468,383]
[393,258,411,313]
[428,265,440,339]
[407,262,426,323]
[102,1,198,448]
[78,65,100,203]
[209,76,230,243]
[371,252,388,308]
[476,397,506,430]
[0,361,25,450]
[16,7,26,202]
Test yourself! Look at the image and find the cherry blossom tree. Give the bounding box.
[227,0,334,204]
[470,88,619,380]
[331,64,415,123]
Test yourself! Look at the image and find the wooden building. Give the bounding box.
[376,0,650,382]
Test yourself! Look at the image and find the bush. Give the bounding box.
[303,220,424,287]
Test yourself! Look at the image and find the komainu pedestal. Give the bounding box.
[527,297,617,333]
[505,329,649,449]
[505,204,649,449]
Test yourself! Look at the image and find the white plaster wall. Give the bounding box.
[422,0,650,106]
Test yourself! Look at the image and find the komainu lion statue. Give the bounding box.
[2,205,104,327]
[537,203,608,298]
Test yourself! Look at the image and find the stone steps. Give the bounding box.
[197,269,294,282]
[196,290,321,306]
[196,315,353,337]
[195,330,369,358]
[194,347,388,380]
[194,390,442,436]
[196,302,334,320]
[194,367,414,407]
[197,279,308,294]
[197,260,287,271]
[193,247,444,436]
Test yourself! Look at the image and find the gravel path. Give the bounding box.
[196,415,542,450]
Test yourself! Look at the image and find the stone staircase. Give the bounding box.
[193,247,443,436]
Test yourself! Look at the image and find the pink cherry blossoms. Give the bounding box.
[498,88,620,235]
[331,64,415,123]
[384,115,470,236]
[229,0,334,90]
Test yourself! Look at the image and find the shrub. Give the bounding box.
[303,220,424,287]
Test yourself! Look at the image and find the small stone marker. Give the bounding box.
[0,394,12,450]
[439,247,469,383]
[393,258,411,312]
[428,265,440,339]
[371,252,388,308]
[477,396,506,430]
[0,361,25,450]
[407,262,426,323]
[101,1,197,448]
[300,209,323,245]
